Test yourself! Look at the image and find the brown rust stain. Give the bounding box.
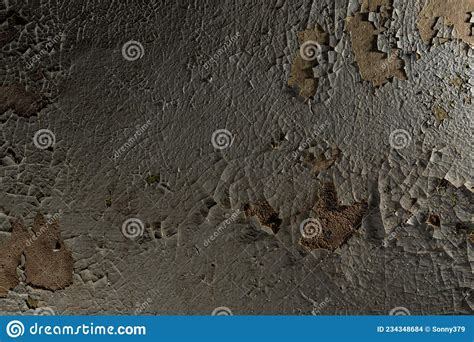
[426,213,441,227]
[0,84,46,117]
[300,183,368,251]
[417,0,474,47]
[244,200,282,234]
[345,1,406,86]
[0,220,29,296]
[0,213,73,297]
[288,25,329,99]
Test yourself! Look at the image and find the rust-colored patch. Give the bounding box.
[469,232,474,245]
[244,200,282,234]
[417,0,474,47]
[288,26,329,99]
[345,1,406,86]
[0,221,30,297]
[0,84,46,117]
[426,213,441,227]
[24,214,73,290]
[300,183,368,251]
[0,213,73,297]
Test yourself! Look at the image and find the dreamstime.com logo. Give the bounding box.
[203,209,241,247]
[33,129,56,150]
[5,320,146,338]
[34,307,56,316]
[299,218,323,239]
[389,129,411,150]
[299,40,323,62]
[389,306,411,315]
[112,119,152,160]
[211,306,233,316]
[122,40,144,61]
[203,32,240,70]
[6,320,24,338]
[122,218,145,240]
[211,129,233,150]
[25,32,63,70]
[26,212,62,247]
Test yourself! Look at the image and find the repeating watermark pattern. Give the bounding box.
[203,209,241,248]
[211,129,233,150]
[299,218,323,239]
[134,298,153,315]
[287,123,329,162]
[211,306,233,316]
[382,225,404,247]
[311,296,330,315]
[121,218,145,240]
[122,40,144,61]
[203,32,240,70]
[6,320,24,338]
[25,33,63,70]
[26,211,62,247]
[33,129,56,150]
[34,307,56,316]
[134,290,158,315]
[389,129,411,150]
[112,119,152,160]
[389,306,411,315]
[380,51,400,71]
[299,40,322,62]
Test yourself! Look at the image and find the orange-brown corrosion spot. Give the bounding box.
[244,200,282,234]
[300,183,368,251]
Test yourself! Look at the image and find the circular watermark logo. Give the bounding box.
[122,40,144,61]
[211,129,233,150]
[299,218,322,239]
[299,40,322,62]
[389,129,411,150]
[33,129,56,150]
[34,307,55,315]
[121,218,145,240]
[211,306,233,316]
[389,306,411,315]
[6,320,25,338]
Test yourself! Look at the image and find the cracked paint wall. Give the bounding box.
[0,0,472,315]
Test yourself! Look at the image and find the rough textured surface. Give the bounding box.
[417,0,474,47]
[0,214,73,296]
[0,0,472,315]
[300,182,368,251]
[0,84,45,117]
[346,0,407,86]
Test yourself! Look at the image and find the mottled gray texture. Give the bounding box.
[0,0,472,315]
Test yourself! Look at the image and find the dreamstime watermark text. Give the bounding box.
[112,119,152,160]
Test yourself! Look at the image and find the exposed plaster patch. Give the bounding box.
[417,0,474,47]
[244,200,282,234]
[0,214,73,297]
[288,26,329,99]
[346,0,406,86]
[300,183,368,251]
